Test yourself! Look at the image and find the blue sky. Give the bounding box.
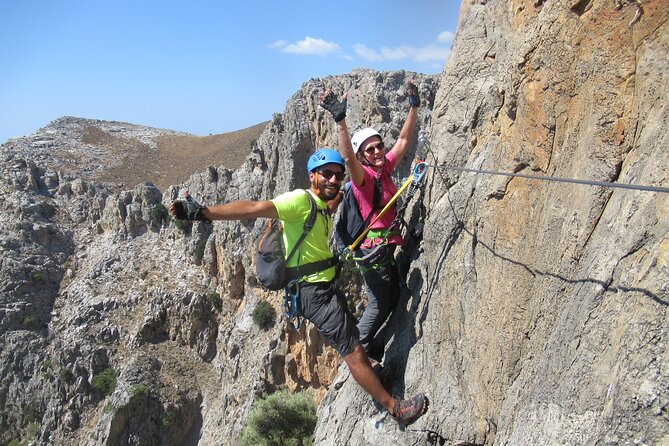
[0,1,460,143]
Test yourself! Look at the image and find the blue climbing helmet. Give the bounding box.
[307,148,345,173]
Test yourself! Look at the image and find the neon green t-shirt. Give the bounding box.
[270,189,335,283]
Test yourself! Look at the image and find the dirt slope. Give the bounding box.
[89,121,268,191]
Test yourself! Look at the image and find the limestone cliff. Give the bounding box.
[314,0,668,445]
[1,0,667,444]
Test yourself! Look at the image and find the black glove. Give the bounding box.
[407,82,420,108]
[172,195,209,221]
[320,91,347,122]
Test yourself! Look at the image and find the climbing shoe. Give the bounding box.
[390,393,429,425]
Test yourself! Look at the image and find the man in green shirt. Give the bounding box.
[169,148,427,425]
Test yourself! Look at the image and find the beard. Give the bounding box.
[317,181,341,200]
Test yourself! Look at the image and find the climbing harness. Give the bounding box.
[346,161,429,253]
[353,162,429,272]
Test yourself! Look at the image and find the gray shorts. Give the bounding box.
[298,281,359,357]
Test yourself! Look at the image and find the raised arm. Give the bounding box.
[319,90,366,187]
[388,80,420,163]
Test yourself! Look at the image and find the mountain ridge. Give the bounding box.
[2,116,268,191]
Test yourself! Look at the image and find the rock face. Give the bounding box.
[0,70,437,445]
[314,0,669,445]
[1,1,667,444]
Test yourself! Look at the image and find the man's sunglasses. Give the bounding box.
[364,142,385,154]
[318,169,345,181]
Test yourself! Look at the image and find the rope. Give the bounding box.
[347,174,414,251]
[347,162,429,252]
[415,129,668,194]
[426,164,669,194]
[387,179,422,234]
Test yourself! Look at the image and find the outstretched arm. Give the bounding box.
[169,198,278,221]
[388,80,419,163]
[203,200,278,220]
[319,90,366,187]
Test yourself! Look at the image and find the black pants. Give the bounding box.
[298,281,360,357]
[356,245,400,360]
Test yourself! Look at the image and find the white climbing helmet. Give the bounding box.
[351,128,382,154]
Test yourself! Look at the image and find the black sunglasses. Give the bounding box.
[364,142,385,154]
[318,169,345,181]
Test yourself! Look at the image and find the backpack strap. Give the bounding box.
[284,190,318,263]
[361,176,383,229]
[285,190,337,280]
[285,256,339,281]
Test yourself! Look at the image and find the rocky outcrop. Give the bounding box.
[314,0,668,445]
[2,117,187,183]
[0,71,437,445]
[1,1,666,443]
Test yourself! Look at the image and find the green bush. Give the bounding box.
[194,238,207,262]
[208,165,218,182]
[162,410,173,428]
[59,368,74,383]
[151,203,169,225]
[252,300,275,329]
[27,422,40,438]
[92,368,118,396]
[41,358,52,371]
[22,404,39,424]
[208,292,223,312]
[241,389,316,446]
[131,384,149,397]
[175,219,192,233]
[390,128,400,139]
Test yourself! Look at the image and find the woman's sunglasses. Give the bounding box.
[364,142,385,154]
[318,169,345,181]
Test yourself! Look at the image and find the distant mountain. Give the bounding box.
[1,116,268,191]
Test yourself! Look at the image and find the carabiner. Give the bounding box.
[284,280,301,330]
[413,161,428,185]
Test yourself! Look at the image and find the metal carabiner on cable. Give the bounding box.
[413,161,428,185]
[284,280,301,330]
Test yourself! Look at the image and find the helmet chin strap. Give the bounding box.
[358,153,373,167]
[310,172,322,197]
[360,153,385,170]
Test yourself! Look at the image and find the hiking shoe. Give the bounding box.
[390,394,429,425]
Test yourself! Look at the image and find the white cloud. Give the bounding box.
[437,31,455,43]
[354,44,383,62]
[364,29,455,64]
[274,30,454,65]
[268,40,287,49]
[371,44,450,63]
[281,36,340,56]
[414,45,451,62]
[380,46,414,60]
